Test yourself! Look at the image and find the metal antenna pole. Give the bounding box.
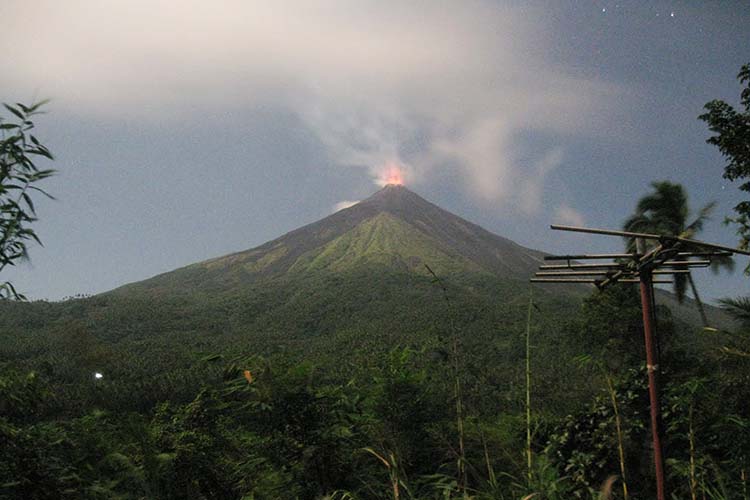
[637,238,666,500]
[534,223,750,500]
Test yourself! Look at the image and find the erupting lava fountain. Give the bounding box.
[376,161,406,186]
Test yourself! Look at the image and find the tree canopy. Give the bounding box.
[700,63,750,254]
[0,101,55,299]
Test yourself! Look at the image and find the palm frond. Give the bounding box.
[622,182,732,311]
[684,201,716,238]
[709,254,735,275]
[623,214,657,252]
[635,181,688,233]
[718,296,750,327]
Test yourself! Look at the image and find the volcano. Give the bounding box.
[2,185,573,351]
[0,183,730,416]
[103,184,725,334]
[118,184,547,295]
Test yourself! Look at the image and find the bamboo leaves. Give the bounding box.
[0,101,55,300]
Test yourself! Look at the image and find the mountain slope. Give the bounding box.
[0,183,735,421]
[55,183,728,333]
[115,185,547,295]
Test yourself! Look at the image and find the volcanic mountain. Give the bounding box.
[8,183,714,336]
[118,184,547,295]
[98,184,727,335]
[0,183,730,414]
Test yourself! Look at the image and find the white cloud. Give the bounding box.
[0,0,625,206]
[517,148,565,215]
[333,200,360,212]
[553,203,586,227]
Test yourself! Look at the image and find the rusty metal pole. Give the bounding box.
[638,266,667,500]
[540,224,750,500]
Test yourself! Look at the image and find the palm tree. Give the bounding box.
[719,296,750,329]
[717,296,750,357]
[623,181,734,327]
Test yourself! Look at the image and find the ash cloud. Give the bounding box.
[0,0,625,212]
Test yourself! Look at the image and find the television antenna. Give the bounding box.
[531,224,750,500]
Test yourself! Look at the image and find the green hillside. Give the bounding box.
[288,212,484,275]
[0,186,595,420]
[1,185,744,499]
[0,185,731,417]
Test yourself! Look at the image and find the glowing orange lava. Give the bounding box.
[379,162,405,186]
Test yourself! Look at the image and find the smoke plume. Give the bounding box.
[1,0,623,212]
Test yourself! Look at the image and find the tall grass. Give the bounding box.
[603,373,629,500]
[363,447,408,500]
[424,264,468,496]
[574,355,630,500]
[525,287,534,487]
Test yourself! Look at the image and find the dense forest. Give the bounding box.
[1,63,750,499]
[1,281,749,499]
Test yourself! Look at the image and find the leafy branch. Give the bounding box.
[0,101,55,300]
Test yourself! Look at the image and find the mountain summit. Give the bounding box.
[121,185,546,294]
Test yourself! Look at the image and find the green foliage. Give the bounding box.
[0,209,742,499]
[700,63,750,254]
[713,295,750,359]
[545,368,649,499]
[290,213,483,276]
[0,101,55,300]
[576,284,645,369]
[719,296,750,330]
[0,369,54,424]
[522,455,576,500]
[623,181,692,240]
[0,296,748,499]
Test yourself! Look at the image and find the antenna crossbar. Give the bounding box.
[550,224,750,256]
[533,222,749,500]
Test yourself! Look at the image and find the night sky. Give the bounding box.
[1,1,748,301]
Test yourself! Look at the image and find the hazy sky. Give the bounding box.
[1,0,748,302]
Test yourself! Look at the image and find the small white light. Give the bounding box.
[94,372,103,379]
